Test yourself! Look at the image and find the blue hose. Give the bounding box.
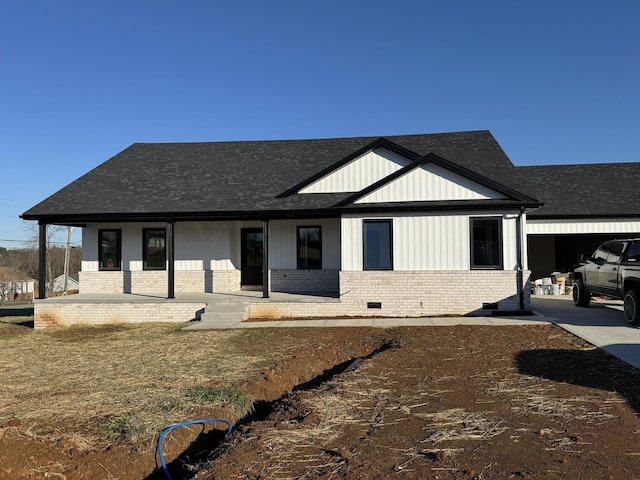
[157,418,233,480]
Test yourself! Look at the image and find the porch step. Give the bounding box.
[192,297,252,326]
[199,309,246,324]
[183,291,339,330]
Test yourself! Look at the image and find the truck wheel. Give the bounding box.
[624,289,640,326]
[572,279,590,307]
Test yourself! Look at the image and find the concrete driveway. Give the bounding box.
[532,295,640,369]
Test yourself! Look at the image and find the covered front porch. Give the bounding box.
[65,217,341,299]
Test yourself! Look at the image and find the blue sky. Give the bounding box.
[1,1,639,249]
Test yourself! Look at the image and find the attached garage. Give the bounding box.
[499,163,640,282]
[526,218,640,281]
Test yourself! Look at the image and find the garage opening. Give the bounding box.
[528,233,640,281]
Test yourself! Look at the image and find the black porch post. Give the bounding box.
[167,220,175,299]
[38,223,47,299]
[262,219,269,298]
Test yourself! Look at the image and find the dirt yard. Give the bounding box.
[2,320,640,479]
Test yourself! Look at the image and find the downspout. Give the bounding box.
[262,219,269,298]
[516,207,525,311]
[167,220,175,299]
[38,223,47,299]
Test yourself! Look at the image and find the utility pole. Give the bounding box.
[63,227,73,295]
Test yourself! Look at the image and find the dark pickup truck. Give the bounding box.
[573,238,640,325]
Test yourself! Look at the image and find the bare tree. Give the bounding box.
[0,269,13,305]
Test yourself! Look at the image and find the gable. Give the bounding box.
[299,147,413,194]
[355,162,508,204]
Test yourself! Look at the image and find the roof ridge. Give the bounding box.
[128,130,494,147]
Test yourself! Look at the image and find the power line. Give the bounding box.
[0,238,81,247]
[0,239,32,244]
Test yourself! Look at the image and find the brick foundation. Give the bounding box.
[270,269,339,294]
[80,270,241,295]
[79,271,123,294]
[33,301,206,329]
[211,270,241,293]
[248,270,531,319]
[65,269,530,327]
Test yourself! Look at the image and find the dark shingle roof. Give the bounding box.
[22,130,525,222]
[502,163,640,218]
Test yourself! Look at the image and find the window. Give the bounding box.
[99,229,121,271]
[297,226,322,269]
[470,217,503,269]
[143,228,166,270]
[624,242,640,263]
[592,244,609,263]
[364,220,393,270]
[605,241,625,264]
[591,241,626,264]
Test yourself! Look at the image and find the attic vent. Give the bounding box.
[367,302,382,309]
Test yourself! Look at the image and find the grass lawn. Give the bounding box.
[0,319,335,445]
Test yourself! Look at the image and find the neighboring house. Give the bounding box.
[0,267,34,302]
[51,273,80,294]
[23,130,639,327]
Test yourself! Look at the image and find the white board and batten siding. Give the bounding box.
[267,219,341,270]
[82,219,342,272]
[356,163,508,203]
[300,148,411,193]
[82,222,238,272]
[341,213,522,271]
[299,147,508,203]
[300,146,523,272]
[527,218,640,235]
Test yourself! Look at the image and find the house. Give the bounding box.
[51,273,80,294]
[23,130,601,328]
[0,267,34,302]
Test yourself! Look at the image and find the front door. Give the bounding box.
[241,228,263,286]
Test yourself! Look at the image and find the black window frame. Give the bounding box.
[297,225,322,270]
[363,220,393,270]
[143,228,167,271]
[470,217,503,270]
[98,229,122,271]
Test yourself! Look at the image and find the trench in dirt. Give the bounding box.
[145,340,398,480]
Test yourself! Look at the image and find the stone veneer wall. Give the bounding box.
[270,269,340,294]
[247,270,531,319]
[34,301,207,329]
